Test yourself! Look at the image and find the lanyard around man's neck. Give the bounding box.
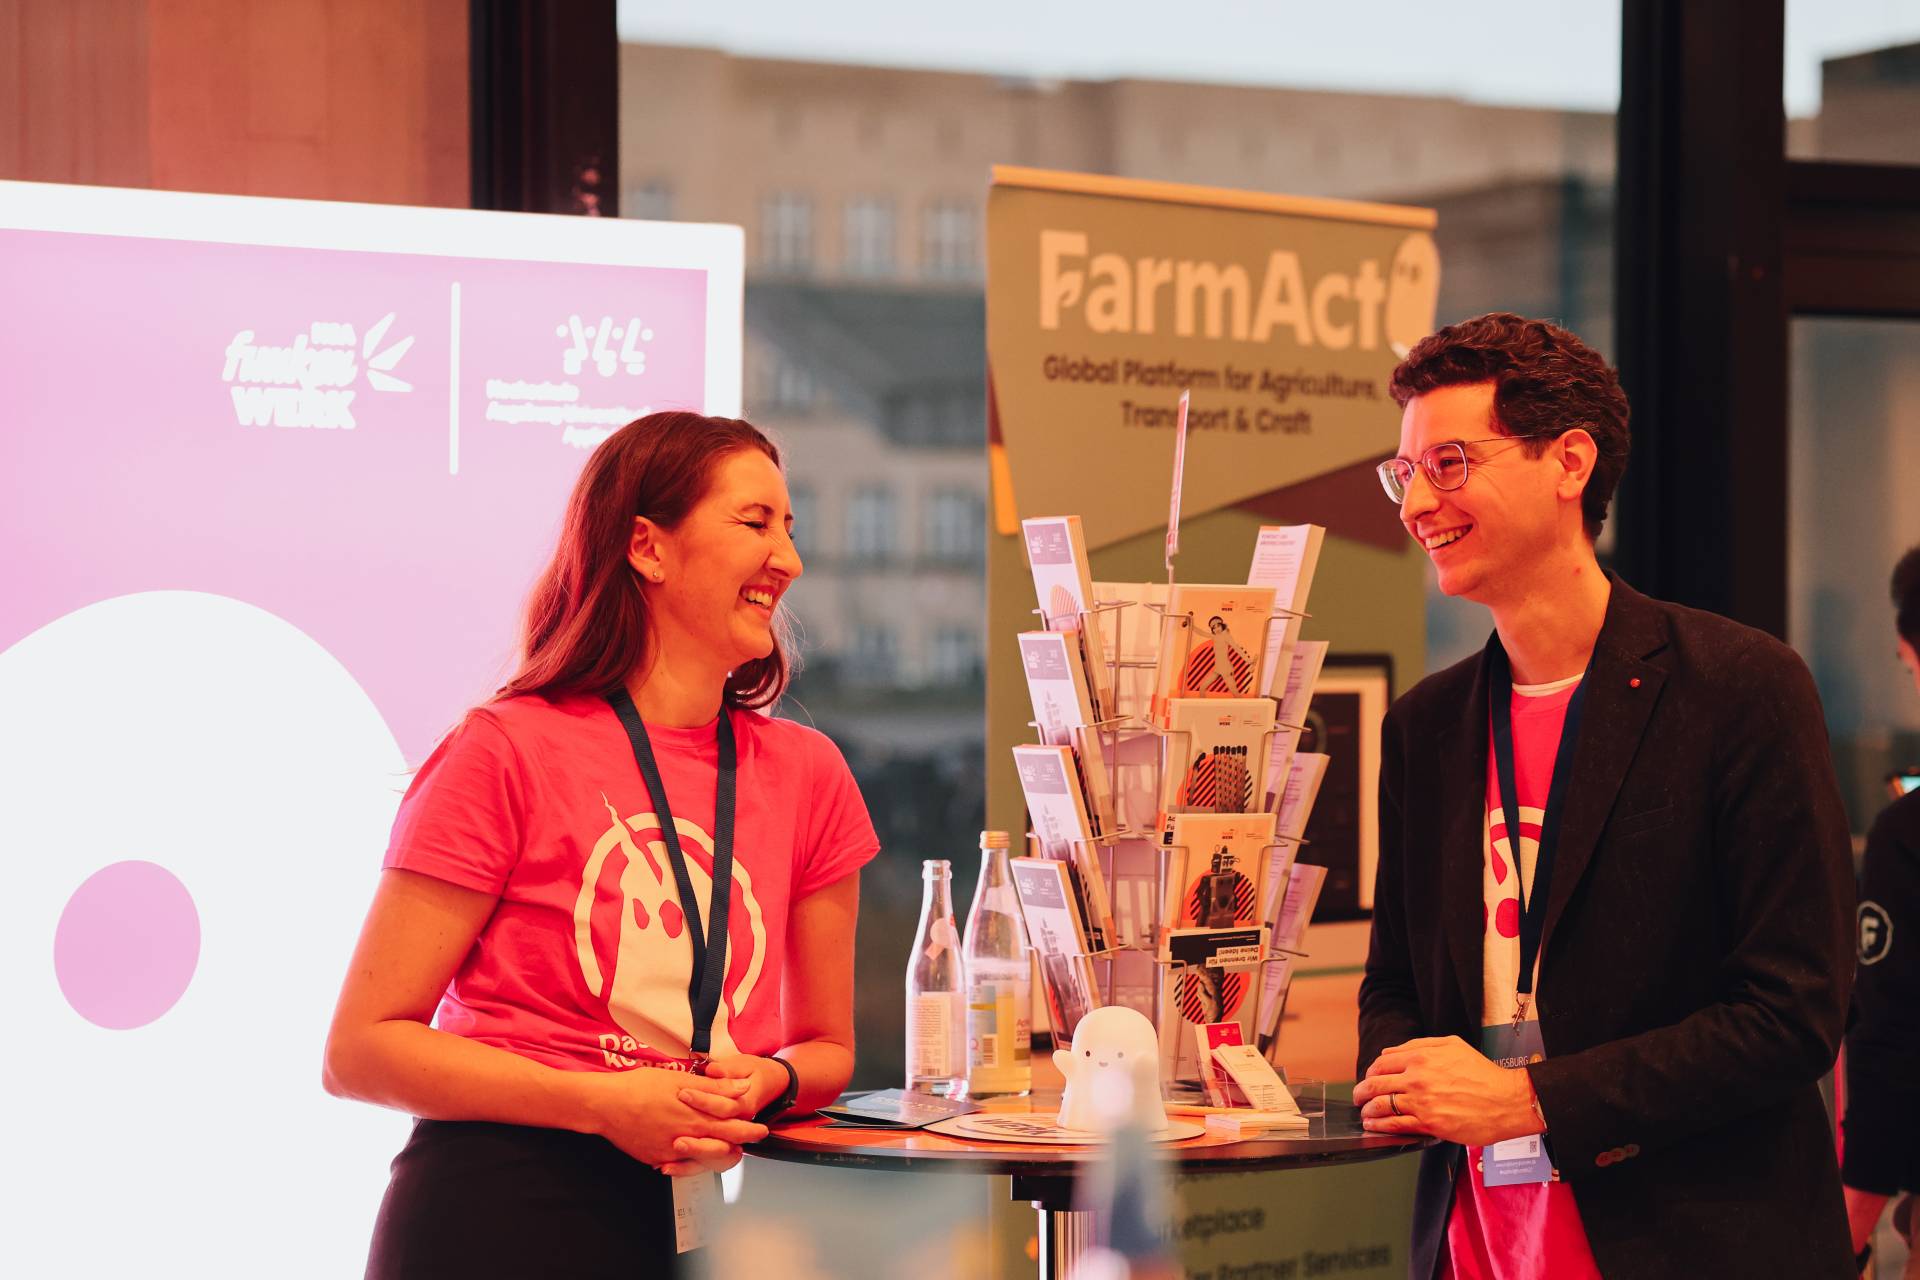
[1486,641,1593,1029]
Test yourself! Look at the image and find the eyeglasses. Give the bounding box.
[1376,437,1534,504]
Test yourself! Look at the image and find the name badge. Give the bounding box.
[673,1172,718,1254]
[1477,1020,1555,1187]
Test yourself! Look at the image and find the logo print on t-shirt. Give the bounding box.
[571,796,767,1063]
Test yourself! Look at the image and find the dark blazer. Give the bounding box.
[1358,576,1857,1279]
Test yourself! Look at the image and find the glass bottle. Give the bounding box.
[964,830,1033,1097]
[905,858,967,1096]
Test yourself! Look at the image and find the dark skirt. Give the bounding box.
[365,1119,688,1279]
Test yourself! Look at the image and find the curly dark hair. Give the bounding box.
[1390,313,1630,539]
[1893,544,1920,648]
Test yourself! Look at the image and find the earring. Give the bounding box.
[651,570,664,583]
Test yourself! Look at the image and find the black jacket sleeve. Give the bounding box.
[1842,791,1920,1194]
[1357,700,1425,1076]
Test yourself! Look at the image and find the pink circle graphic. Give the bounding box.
[54,860,201,1029]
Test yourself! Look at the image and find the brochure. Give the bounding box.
[1022,515,1096,630]
[1017,631,1115,831]
[1010,851,1091,956]
[1247,524,1324,695]
[1256,863,1328,1045]
[1275,640,1329,730]
[1022,515,1114,720]
[817,1089,980,1129]
[1009,855,1103,1038]
[1268,751,1330,841]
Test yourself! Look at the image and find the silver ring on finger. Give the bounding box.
[1389,1093,1403,1117]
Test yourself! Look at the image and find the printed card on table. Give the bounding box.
[1160,697,1275,823]
[1157,935,1265,1084]
[1196,1021,1249,1107]
[1162,812,1275,940]
[1154,585,1276,720]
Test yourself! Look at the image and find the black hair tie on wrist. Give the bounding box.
[753,1057,801,1125]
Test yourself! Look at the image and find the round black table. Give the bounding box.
[750,1100,1428,1278]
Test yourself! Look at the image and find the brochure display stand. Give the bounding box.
[1013,515,1334,1097]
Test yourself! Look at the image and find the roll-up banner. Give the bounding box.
[0,179,742,1277]
[986,166,1439,549]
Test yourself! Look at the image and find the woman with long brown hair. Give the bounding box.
[324,412,878,1277]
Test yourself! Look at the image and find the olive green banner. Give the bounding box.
[987,167,1440,550]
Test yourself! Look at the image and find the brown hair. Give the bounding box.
[1894,544,1920,648]
[498,411,793,709]
[1390,312,1630,539]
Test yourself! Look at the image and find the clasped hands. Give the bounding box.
[1351,1035,1543,1147]
[591,1052,791,1177]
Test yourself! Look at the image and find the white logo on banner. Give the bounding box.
[482,314,659,451]
[220,315,413,430]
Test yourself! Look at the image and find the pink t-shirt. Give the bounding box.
[1443,676,1602,1280]
[383,693,880,1074]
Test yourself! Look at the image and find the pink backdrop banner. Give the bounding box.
[0,228,712,758]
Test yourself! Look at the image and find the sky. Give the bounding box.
[617,0,1920,118]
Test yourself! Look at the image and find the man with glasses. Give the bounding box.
[1350,313,1856,1278]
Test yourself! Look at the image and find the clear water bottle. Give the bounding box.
[906,859,967,1097]
[964,831,1033,1098]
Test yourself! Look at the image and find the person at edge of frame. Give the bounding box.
[1350,312,1857,1279]
[1842,544,1920,1279]
[323,412,880,1279]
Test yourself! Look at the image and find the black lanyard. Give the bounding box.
[1487,641,1592,1028]
[606,688,736,1065]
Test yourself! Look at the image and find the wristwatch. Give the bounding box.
[753,1057,801,1124]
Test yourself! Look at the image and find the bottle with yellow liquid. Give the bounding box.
[963,830,1032,1098]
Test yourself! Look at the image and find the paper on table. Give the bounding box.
[1211,1043,1295,1113]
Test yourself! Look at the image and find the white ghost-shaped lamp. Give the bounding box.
[1052,1005,1167,1133]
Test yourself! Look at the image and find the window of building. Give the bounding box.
[850,622,898,683]
[845,486,896,562]
[761,192,813,273]
[843,196,896,279]
[920,201,978,282]
[624,180,673,221]
[923,488,984,562]
[927,626,981,686]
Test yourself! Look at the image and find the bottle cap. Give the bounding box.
[979,830,1012,850]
